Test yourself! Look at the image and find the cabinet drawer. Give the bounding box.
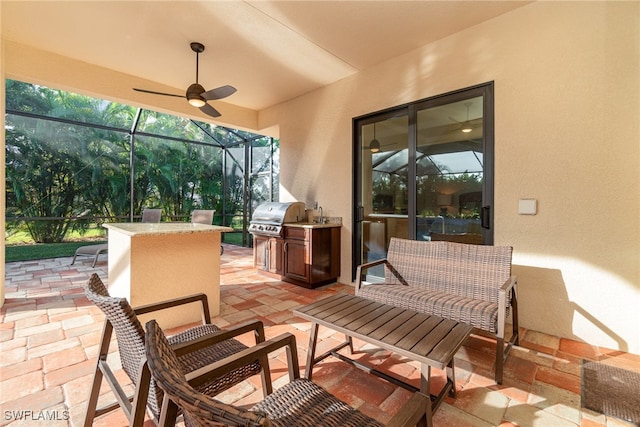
[283,226,307,240]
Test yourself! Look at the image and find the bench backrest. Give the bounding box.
[385,238,513,304]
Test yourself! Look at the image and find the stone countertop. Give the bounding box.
[103,222,233,237]
[283,222,342,229]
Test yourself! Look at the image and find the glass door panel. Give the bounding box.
[353,83,494,281]
[416,96,484,243]
[359,115,408,280]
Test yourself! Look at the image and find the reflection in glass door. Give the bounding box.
[357,114,408,279]
[415,97,484,244]
[353,83,494,281]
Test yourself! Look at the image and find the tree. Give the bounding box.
[6,81,133,241]
[5,80,279,244]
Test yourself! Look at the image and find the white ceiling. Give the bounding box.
[2,1,530,113]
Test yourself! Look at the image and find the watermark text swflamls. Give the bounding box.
[4,410,70,421]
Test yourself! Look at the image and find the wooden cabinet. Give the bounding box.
[252,225,340,288]
[283,237,308,282]
[253,235,283,275]
[282,226,340,288]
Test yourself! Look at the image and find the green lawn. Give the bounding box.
[5,241,108,262]
[5,230,248,262]
[5,226,109,262]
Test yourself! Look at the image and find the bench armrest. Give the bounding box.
[498,274,518,307]
[386,391,431,427]
[499,275,517,293]
[497,275,518,339]
[133,293,212,324]
[355,259,389,291]
[172,320,266,358]
[185,332,299,388]
[356,258,409,291]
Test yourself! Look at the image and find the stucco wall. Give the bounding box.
[2,1,638,352]
[261,2,640,353]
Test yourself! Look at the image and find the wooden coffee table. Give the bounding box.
[293,294,473,420]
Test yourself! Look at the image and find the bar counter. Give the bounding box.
[103,222,232,328]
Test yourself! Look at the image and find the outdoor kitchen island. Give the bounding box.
[103,222,232,328]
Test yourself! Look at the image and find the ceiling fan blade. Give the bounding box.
[133,88,184,99]
[201,85,237,101]
[199,102,221,118]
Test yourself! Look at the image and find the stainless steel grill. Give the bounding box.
[248,202,306,237]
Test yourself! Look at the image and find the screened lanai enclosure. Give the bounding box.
[5,80,279,248]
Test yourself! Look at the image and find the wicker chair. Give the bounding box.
[145,319,431,427]
[84,273,271,427]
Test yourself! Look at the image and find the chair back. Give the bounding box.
[85,273,163,416]
[141,208,162,223]
[145,320,268,427]
[191,210,215,225]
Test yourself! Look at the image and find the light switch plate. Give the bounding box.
[519,199,537,215]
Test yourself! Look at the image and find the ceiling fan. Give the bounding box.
[133,42,235,118]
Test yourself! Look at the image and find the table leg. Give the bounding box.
[420,363,431,395]
[304,322,319,380]
[447,357,456,397]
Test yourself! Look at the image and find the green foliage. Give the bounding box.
[5,80,279,247]
[6,81,133,242]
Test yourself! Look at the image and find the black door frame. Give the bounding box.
[352,82,495,280]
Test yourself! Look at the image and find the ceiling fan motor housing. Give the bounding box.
[186,83,206,107]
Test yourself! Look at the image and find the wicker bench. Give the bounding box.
[355,237,519,384]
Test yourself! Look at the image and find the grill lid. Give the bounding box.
[250,202,306,224]
[249,202,306,236]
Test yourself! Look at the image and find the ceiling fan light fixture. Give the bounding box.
[188,96,206,108]
[461,124,473,133]
[369,139,381,153]
[186,83,206,107]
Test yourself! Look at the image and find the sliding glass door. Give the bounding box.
[353,83,494,280]
[355,113,409,278]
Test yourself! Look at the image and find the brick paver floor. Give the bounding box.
[2,244,638,426]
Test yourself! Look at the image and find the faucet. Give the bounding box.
[318,206,324,224]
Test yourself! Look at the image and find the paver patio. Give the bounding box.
[2,244,638,426]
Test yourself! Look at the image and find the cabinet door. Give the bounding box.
[309,227,341,281]
[253,235,269,270]
[283,239,309,282]
[269,238,283,274]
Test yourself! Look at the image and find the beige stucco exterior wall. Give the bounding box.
[261,2,640,353]
[1,2,638,352]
